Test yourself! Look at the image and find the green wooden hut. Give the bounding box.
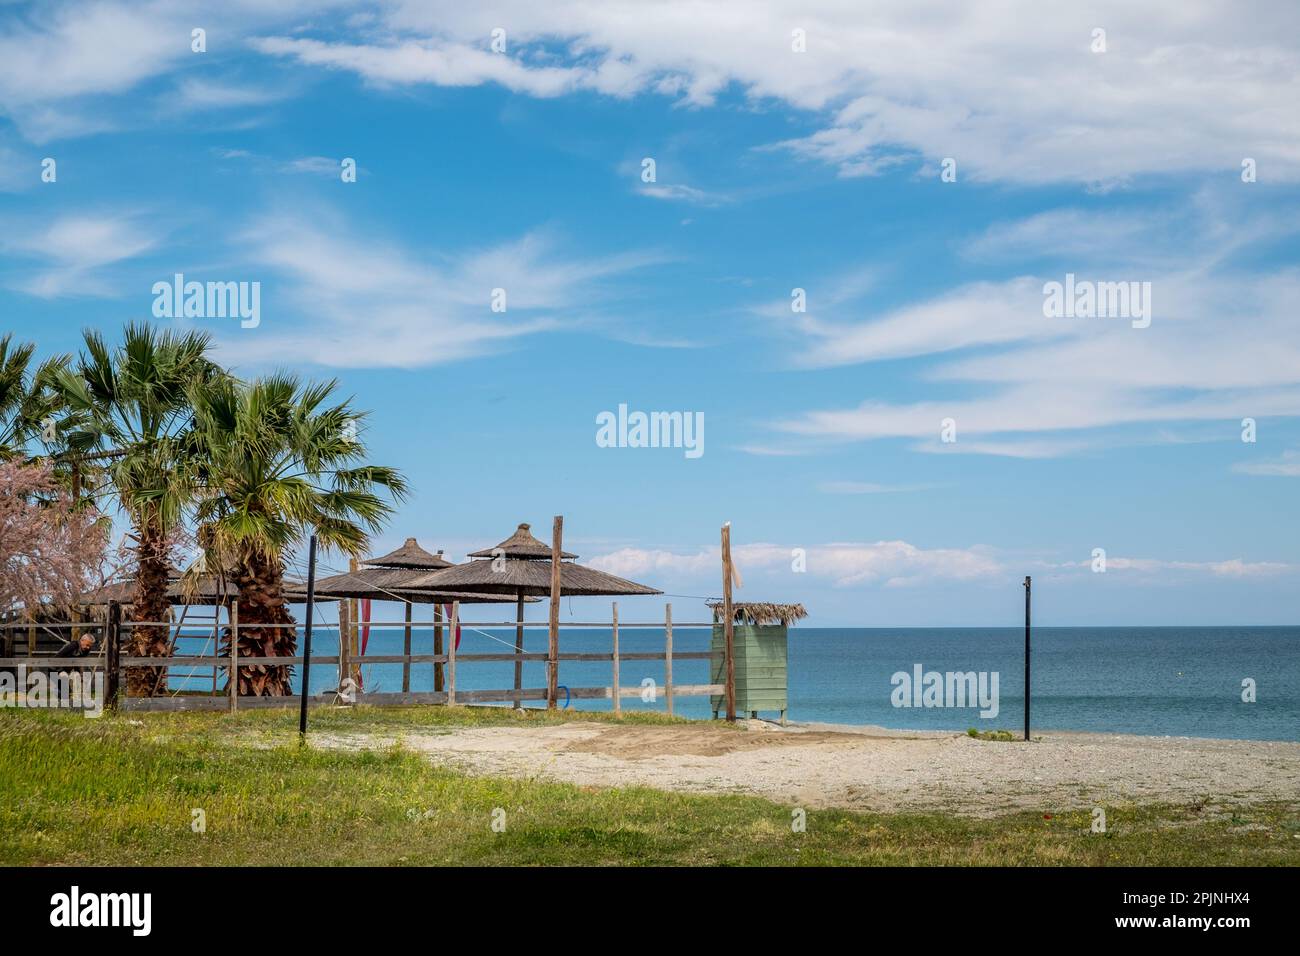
[708,601,807,725]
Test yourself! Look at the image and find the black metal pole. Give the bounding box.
[1023,575,1031,741]
[298,535,318,739]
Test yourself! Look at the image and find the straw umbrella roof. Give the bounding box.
[362,537,452,570]
[304,570,540,605]
[467,523,576,560]
[407,522,660,597]
[707,601,808,627]
[80,571,242,607]
[409,560,660,596]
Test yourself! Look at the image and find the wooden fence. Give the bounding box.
[0,601,725,715]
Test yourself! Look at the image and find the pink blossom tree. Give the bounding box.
[0,459,108,620]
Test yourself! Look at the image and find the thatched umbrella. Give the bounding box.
[308,537,528,692]
[406,522,662,704]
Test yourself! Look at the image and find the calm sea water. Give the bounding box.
[177,625,1299,741]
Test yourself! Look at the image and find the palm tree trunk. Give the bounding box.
[229,551,297,696]
[126,519,172,696]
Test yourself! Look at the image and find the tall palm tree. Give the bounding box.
[188,373,407,696]
[53,324,220,695]
[0,334,68,462]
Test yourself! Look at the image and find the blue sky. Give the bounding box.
[2,1,1298,625]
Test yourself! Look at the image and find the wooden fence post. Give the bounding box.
[664,603,674,717]
[547,516,563,709]
[433,604,444,692]
[611,602,620,715]
[513,593,524,706]
[447,601,458,706]
[26,615,35,655]
[106,601,121,711]
[721,522,736,723]
[338,599,350,695]
[402,601,412,693]
[228,601,238,712]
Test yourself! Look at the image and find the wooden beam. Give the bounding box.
[721,522,736,722]
[447,601,458,706]
[433,603,444,692]
[228,600,238,712]
[513,592,525,706]
[402,601,412,693]
[665,603,674,717]
[338,597,350,695]
[547,515,563,710]
[611,601,620,716]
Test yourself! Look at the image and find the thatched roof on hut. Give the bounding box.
[362,538,452,570]
[467,523,576,560]
[707,601,808,627]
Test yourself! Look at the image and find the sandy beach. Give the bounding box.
[315,718,1300,817]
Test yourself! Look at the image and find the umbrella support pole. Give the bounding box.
[433,605,444,693]
[514,593,524,706]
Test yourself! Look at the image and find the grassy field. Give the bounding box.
[2,706,1297,866]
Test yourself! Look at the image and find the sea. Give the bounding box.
[175,625,1299,741]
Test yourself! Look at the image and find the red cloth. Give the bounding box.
[444,603,462,650]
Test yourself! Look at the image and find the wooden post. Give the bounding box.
[401,601,412,693]
[447,601,458,706]
[513,592,525,705]
[27,615,35,655]
[348,558,361,688]
[338,598,351,694]
[721,522,736,722]
[664,603,674,717]
[433,604,444,692]
[611,602,620,715]
[1024,575,1032,742]
[105,601,121,711]
[547,515,563,710]
[229,601,239,711]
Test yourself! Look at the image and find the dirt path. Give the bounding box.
[314,720,1300,816]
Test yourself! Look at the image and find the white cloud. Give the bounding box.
[588,540,1004,589]
[172,78,284,110]
[1233,450,1300,477]
[1063,556,1296,577]
[215,208,659,368]
[246,1,1300,184]
[1,213,157,297]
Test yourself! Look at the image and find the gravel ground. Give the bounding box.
[314,719,1300,816]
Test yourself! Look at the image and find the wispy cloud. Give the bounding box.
[1,212,157,297]
[214,207,660,368]
[246,2,1300,185]
[1233,450,1300,477]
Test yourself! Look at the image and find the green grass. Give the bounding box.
[2,707,1297,866]
[967,728,1020,742]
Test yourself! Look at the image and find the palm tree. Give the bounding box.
[53,324,220,695]
[188,373,407,696]
[0,334,68,462]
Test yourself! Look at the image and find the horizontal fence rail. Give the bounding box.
[1,601,729,718]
